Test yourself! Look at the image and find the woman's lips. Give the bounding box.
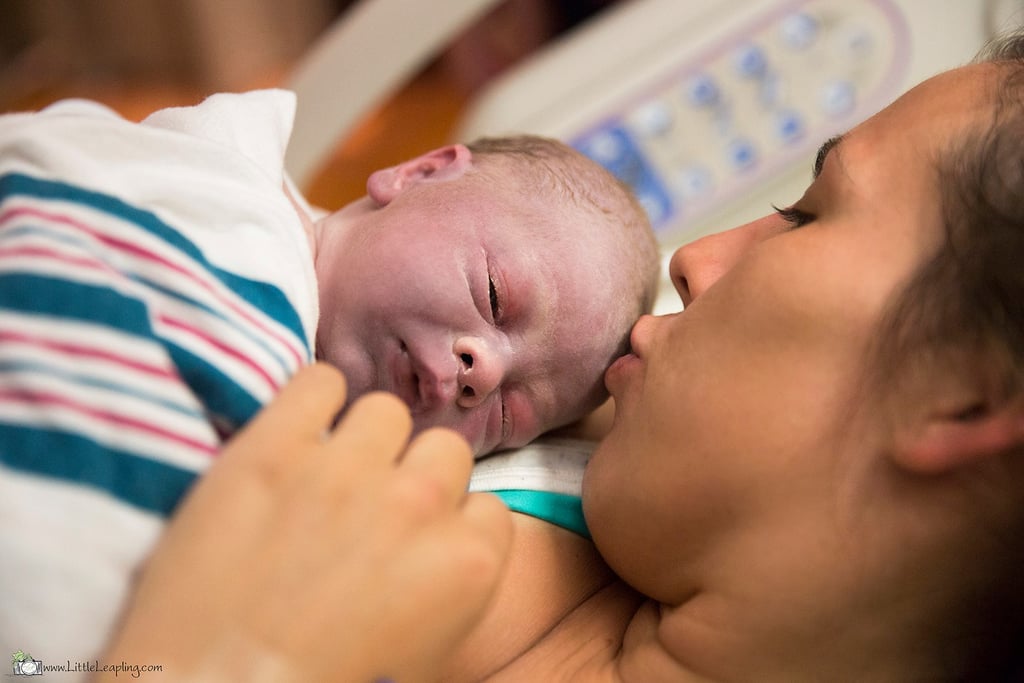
[604,314,656,395]
[629,314,659,358]
[604,352,640,396]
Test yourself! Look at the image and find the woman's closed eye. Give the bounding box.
[772,203,816,229]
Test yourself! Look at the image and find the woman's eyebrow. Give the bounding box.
[813,134,845,179]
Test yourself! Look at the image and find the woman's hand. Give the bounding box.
[100,363,512,682]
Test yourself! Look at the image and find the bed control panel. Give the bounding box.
[457,0,1019,311]
[569,0,907,241]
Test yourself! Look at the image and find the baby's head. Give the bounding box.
[313,134,658,454]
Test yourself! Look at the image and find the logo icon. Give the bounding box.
[11,650,42,676]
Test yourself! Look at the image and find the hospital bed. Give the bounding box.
[285,0,1024,313]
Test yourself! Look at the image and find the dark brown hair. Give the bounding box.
[874,32,1024,407]
[867,31,1024,681]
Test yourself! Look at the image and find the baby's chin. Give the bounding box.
[408,411,491,456]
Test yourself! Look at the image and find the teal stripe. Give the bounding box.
[492,490,590,539]
[0,273,262,432]
[0,423,198,516]
[136,273,293,373]
[165,342,262,431]
[0,272,153,336]
[0,171,308,350]
[2,219,297,375]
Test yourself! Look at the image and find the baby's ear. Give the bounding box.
[366,144,473,206]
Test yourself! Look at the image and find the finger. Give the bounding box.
[383,497,513,677]
[399,427,474,503]
[243,363,348,442]
[459,492,514,564]
[215,364,347,483]
[326,391,413,466]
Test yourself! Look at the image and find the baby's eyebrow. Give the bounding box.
[814,134,845,179]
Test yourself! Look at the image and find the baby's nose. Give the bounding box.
[453,335,506,409]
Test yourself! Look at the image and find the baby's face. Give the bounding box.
[314,179,634,454]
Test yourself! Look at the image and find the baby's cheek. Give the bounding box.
[503,390,546,449]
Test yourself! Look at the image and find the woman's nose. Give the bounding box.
[453,335,506,409]
[669,214,785,307]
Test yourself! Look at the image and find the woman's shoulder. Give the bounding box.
[443,510,717,681]
[441,512,623,680]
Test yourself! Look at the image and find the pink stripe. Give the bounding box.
[1,205,304,368]
[158,315,280,393]
[0,387,218,456]
[0,247,279,394]
[0,244,108,272]
[0,330,177,380]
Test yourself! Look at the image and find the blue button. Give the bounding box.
[638,191,671,225]
[775,110,804,144]
[630,100,673,137]
[686,73,720,107]
[837,25,875,59]
[574,126,675,230]
[676,165,714,198]
[582,130,626,164]
[780,12,818,50]
[821,80,856,117]
[727,139,757,170]
[734,44,767,78]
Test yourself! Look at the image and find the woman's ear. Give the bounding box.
[893,400,1024,474]
[365,144,473,206]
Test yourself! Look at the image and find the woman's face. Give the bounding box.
[582,64,995,603]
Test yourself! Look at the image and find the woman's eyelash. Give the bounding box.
[772,204,816,229]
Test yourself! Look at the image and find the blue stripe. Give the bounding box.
[0,220,295,376]
[136,273,292,374]
[0,272,153,336]
[2,222,89,248]
[0,358,204,420]
[0,423,198,516]
[166,342,262,432]
[0,171,308,350]
[492,490,591,539]
[0,272,261,436]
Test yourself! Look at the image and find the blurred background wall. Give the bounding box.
[1,0,338,113]
[0,0,617,208]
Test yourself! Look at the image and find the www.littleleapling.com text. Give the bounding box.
[19,660,162,677]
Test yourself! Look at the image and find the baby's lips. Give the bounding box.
[388,343,419,409]
[414,373,457,412]
[396,342,458,414]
